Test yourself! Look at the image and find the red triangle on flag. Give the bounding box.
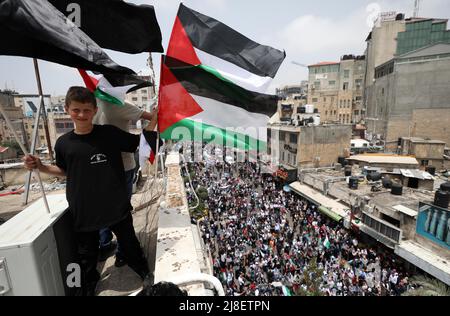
[167,17,201,66]
[78,69,99,92]
[158,61,203,134]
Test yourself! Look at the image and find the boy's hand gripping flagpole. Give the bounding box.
[0,104,51,214]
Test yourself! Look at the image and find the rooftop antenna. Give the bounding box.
[413,0,421,18]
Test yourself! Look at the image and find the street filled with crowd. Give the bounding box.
[185,161,412,296]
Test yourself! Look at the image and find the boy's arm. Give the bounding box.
[23,155,66,177]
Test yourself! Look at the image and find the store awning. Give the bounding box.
[289,182,349,222]
[318,206,343,222]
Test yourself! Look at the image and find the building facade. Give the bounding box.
[364,16,450,140]
[268,124,352,170]
[308,56,365,125]
[366,43,450,151]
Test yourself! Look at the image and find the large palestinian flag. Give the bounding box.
[158,4,285,151]
[79,69,152,107]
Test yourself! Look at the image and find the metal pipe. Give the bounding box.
[0,104,51,214]
[33,59,54,161]
[23,96,44,205]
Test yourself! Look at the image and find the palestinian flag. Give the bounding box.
[79,69,152,107]
[49,0,163,54]
[0,0,134,75]
[140,131,163,166]
[158,4,285,151]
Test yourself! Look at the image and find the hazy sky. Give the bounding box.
[0,0,449,96]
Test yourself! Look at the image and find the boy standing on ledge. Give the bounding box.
[24,87,155,296]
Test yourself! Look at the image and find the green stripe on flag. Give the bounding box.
[94,89,125,107]
[160,119,266,151]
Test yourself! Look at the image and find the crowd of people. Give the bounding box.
[185,160,412,296]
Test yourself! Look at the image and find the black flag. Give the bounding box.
[0,0,134,75]
[49,0,164,54]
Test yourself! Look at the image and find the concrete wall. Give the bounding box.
[297,125,352,168]
[411,142,446,160]
[365,20,405,89]
[369,57,450,149]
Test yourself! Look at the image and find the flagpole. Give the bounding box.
[0,104,51,214]
[33,59,54,161]
[22,96,44,205]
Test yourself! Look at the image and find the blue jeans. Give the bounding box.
[99,169,135,251]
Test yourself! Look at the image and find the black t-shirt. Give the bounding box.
[55,125,139,232]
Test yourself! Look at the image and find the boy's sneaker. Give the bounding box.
[98,241,117,262]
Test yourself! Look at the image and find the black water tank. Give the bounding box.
[343,159,349,166]
[345,166,352,177]
[299,107,306,114]
[391,183,403,196]
[314,108,319,114]
[426,166,436,176]
[338,157,346,165]
[382,178,392,189]
[367,172,382,182]
[440,182,450,193]
[434,190,450,209]
[349,177,359,190]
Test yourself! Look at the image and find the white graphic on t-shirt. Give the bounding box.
[90,154,107,165]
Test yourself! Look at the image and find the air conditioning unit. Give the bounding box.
[364,204,374,214]
[0,194,76,296]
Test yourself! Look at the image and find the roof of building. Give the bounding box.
[308,61,340,67]
[405,18,448,24]
[402,137,446,145]
[349,155,419,165]
[399,169,434,180]
[397,43,450,60]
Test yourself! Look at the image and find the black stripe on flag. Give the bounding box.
[49,0,164,54]
[0,0,134,75]
[177,3,285,78]
[164,56,278,117]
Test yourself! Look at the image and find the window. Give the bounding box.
[290,133,298,144]
[132,97,138,102]
[323,97,327,102]
[421,160,429,167]
[340,100,343,108]
[282,151,285,162]
[312,98,318,103]
[280,131,286,141]
[39,125,43,129]
[142,97,148,102]
[141,89,147,94]
[344,70,350,78]
[343,82,349,91]
[329,80,336,86]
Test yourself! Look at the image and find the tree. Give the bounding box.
[294,257,324,296]
[402,275,450,297]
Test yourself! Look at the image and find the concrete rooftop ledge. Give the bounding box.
[154,153,211,296]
